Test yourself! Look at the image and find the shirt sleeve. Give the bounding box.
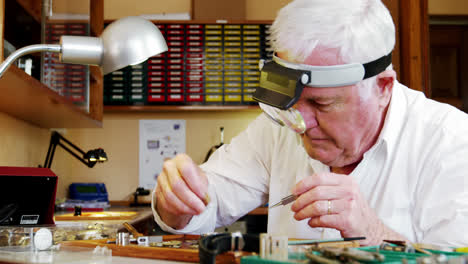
[152,114,274,233]
[413,120,468,247]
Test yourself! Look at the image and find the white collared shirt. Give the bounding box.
[152,81,468,247]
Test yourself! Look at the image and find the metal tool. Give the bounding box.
[137,235,163,246]
[123,222,143,238]
[288,237,366,245]
[269,194,297,208]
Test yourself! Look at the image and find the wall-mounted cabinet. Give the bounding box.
[429,16,468,111]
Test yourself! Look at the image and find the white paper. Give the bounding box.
[139,120,186,190]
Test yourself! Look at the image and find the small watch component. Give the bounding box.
[259,233,288,260]
[34,228,53,251]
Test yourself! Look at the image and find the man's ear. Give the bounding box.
[376,69,396,106]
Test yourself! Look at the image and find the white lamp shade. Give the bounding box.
[100,16,168,74]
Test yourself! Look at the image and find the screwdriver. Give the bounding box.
[269,194,298,208]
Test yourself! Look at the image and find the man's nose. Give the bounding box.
[293,100,318,130]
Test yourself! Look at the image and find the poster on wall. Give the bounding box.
[139,120,186,190]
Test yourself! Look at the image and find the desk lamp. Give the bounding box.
[0,16,168,77]
[43,131,107,168]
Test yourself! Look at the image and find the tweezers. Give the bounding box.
[269,194,298,208]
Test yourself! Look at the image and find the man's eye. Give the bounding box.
[305,99,333,109]
[315,101,332,107]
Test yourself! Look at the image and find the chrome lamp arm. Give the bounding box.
[0,44,61,78]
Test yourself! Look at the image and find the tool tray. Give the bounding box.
[241,246,468,264]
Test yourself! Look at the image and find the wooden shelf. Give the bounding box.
[0,65,102,128]
[248,207,268,215]
[104,105,260,112]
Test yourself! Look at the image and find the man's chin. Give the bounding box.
[304,147,335,164]
[302,141,342,165]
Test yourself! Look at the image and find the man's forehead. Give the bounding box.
[279,47,346,66]
[300,86,345,100]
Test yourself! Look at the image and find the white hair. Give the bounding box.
[270,0,395,100]
[270,0,395,64]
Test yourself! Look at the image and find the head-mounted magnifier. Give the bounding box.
[254,52,392,133]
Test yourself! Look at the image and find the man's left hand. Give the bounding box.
[291,172,406,246]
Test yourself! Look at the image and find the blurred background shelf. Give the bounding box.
[0,65,102,128]
[104,105,260,112]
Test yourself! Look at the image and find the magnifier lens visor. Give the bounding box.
[259,103,306,134]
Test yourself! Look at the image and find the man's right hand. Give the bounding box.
[154,154,209,230]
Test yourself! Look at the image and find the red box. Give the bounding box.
[187,36,203,41]
[68,24,86,29]
[167,36,185,41]
[167,76,183,82]
[148,94,166,102]
[149,88,165,94]
[186,53,204,59]
[0,167,57,225]
[186,59,204,64]
[169,47,184,53]
[148,77,165,82]
[167,30,184,35]
[68,71,86,76]
[148,82,164,88]
[186,71,203,76]
[186,76,204,82]
[167,71,183,76]
[167,65,183,70]
[185,65,203,71]
[46,64,66,70]
[49,29,67,35]
[168,41,184,47]
[168,88,183,93]
[67,65,86,70]
[68,30,86,35]
[68,88,85,94]
[187,41,203,47]
[187,94,204,102]
[187,30,203,35]
[148,71,165,76]
[149,59,165,64]
[168,59,184,64]
[68,76,85,82]
[167,82,184,88]
[50,24,66,29]
[186,82,204,88]
[148,65,165,70]
[187,25,203,29]
[187,47,204,53]
[69,82,85,88]
[167,94,184,102]
[167,24,184,29]
[168,53,184,59]
[187,88,204,93]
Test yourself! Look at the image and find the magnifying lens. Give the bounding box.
[259,102,306,134]
[254,52,392,134]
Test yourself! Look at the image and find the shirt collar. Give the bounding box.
[377,81,408,154]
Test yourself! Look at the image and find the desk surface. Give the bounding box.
[0,252,191,264]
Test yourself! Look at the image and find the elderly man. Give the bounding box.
[152,0,468,247]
